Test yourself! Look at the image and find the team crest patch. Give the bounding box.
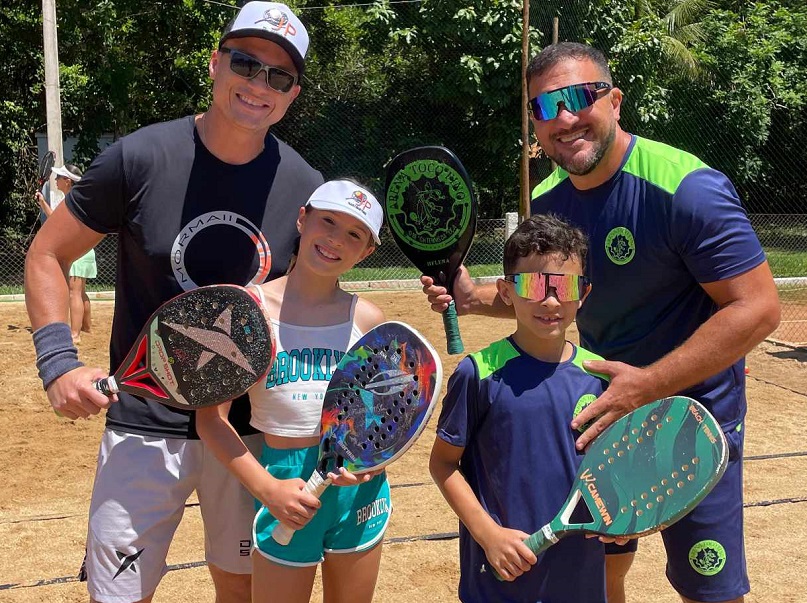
[573,394,597,433]
[688,539,727,576]
[605,227,635,265]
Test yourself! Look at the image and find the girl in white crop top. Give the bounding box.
[197,180,387,603]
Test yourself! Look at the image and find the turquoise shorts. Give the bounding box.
[253,444,391,566]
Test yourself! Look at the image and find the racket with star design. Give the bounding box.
[95,284,275,409]
[385,146,477,355]
[272,321,442,545]
[490,396,728,580]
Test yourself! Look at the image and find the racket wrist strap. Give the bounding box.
[33,322,84,390]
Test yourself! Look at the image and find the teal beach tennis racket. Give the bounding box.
[490,395,728,580]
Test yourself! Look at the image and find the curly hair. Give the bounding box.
[503,213,589,274]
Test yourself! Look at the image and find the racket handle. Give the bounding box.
[523,524,558,556]
[272,471,331,546]
[94,376,119,396]
[442,300,464,355]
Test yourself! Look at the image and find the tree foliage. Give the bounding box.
[1,0,805,238]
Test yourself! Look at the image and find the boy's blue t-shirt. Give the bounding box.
[436,338,608,603]
[531,135,765,430]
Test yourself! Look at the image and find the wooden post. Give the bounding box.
[549,16,559,172]
[520,0,531,221]
[41,0,64,174]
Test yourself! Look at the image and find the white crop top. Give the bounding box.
[249,291,364,437]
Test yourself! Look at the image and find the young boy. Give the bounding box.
[429,214,609,602]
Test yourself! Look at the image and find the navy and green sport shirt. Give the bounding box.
[532,135,765,431]
[436,338,608,602]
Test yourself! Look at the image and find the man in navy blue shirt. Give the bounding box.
[423,43,780,603]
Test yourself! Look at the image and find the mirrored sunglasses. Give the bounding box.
[528,82,612,121]
[504,272,590,302]
[219,47,298,93]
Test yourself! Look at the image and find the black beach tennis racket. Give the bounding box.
[95,284,275,410]
[490,396,728,580]
[272,321,442,545]
[385,146,478,355]
[37,150,55,191]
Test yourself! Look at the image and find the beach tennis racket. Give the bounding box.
[272,321,442,545]
[489,395,728,580]
[37,150,55,191]
[95,284,275,410]
[385,146,478,355]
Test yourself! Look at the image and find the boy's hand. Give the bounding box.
[480,525,537,581]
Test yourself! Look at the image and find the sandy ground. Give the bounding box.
[1,291,806,602]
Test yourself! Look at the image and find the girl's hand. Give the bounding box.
[262,477,321,530]
[327,466,383,487]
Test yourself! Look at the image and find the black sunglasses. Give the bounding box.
[219,47,298,94]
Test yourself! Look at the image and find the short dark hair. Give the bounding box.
[526,42,612,90]
[503,214,589,274]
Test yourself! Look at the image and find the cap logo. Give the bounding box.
[256,8,297,38]
[349,191,372,215]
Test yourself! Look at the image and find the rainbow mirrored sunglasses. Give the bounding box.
[528,81,612,121]
[503,272,590,302]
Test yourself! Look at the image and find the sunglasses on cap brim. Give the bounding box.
[528,81,612,121]
[219,47,298,93]
[503,272,590,302]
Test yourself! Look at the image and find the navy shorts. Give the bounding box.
[606,425,749,602]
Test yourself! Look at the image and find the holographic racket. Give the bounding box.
[272,321,442,545]
[490,396,728,580]
[95,284,275,410]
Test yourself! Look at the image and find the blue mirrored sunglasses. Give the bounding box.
[528,82,612,121]
[503,272,590,302]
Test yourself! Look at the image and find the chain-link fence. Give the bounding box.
[2,213,805,343]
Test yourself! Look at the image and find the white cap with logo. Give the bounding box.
[219,2,309,76]
[306,180,383,245]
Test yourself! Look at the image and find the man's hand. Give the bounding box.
[420,265,475,315]
[479,524,537,581]
[572,360,658,450]
[47,366,117,420]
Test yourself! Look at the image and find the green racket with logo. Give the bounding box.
[490,395,728,581]
[385,147,477,355]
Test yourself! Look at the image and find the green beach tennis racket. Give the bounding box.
[490,395,728,580]
[385,147,477,355]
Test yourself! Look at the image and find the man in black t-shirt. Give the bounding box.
[25,3,323,602]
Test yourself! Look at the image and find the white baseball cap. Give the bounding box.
[306,180,383,245]
[219,2,309,76]
[51,165,81,182]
